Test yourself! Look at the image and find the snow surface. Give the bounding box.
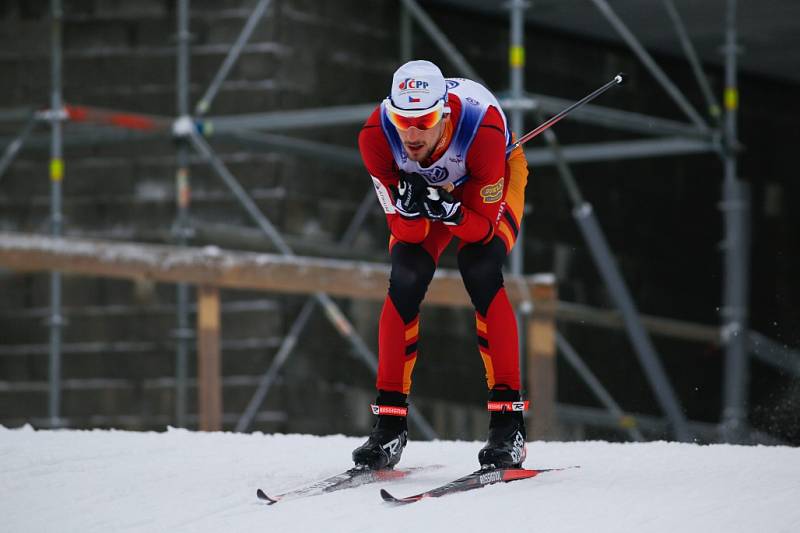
[1,425,799,533]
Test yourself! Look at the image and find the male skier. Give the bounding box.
[354,60,529,470]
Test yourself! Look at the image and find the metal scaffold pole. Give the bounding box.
[394,0,693,440]
[48,0,65,428]
[400,0,412,62]
[0,114,37,182]
[590,0,709,134]
[194,0,273,116]
[186,130,438,440]
[507,0,531,397]
[537,114,692,442]
[720,0,749,443]
[556,332,645,441]
[173,0,192,428]
[400,0,485,84]
[660,0,721,121]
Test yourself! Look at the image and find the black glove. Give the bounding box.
[422,186,463,225]
[389,172,427,219]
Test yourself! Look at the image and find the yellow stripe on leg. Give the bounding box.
[402,357,417,395]
[405,322,419,341]
[480,350,495,389]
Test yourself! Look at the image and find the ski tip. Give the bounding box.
[525,465,580,473]
[256,488,279,505]
[380,488,420,505]
[550,464,581,472]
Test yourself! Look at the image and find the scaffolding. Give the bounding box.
[0,0,794,443]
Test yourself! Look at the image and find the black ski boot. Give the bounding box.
[478,387,528,469]
[352,390,409,470]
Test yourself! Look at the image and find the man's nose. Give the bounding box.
[405,127,423,141]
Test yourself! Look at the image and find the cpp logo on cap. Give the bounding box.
[398,78,429,91]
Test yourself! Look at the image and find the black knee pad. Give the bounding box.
[457,237,507,316]
[388,243,436,323]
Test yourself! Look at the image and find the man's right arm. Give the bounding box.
[358,109,430,244]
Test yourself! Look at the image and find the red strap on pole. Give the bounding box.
[64,104,170,132]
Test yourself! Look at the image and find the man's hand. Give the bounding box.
[422,186,463,225]
[389,172,427,219]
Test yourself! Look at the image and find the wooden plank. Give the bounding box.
[0,232,535,308]
[0,232,471,306]
[527,276,559,440]
[197,285,222,431]
[0,232,722,344]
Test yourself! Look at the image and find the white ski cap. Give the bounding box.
[389,60,448,112]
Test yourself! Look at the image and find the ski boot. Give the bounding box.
[352,390,408,470]
[478,387,528,469]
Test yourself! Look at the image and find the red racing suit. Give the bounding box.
[359,88,529,396]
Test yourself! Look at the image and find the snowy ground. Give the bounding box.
[1,425,798,532]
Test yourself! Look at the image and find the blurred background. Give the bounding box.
[0,0,798,446]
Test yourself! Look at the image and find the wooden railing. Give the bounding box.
[0,232,720,435]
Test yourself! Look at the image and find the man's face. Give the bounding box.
[396,116,447,161]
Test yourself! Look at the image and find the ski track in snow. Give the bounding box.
[1,425,798,533]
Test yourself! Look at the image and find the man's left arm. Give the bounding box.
[445,107,509,244]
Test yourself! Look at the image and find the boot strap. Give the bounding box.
[371,404,408,416]
[487,401,529,412]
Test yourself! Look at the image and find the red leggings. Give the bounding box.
[376,231,520,394]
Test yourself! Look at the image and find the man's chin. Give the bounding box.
[405,146,429,161]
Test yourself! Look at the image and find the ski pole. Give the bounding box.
[506,72,627,154]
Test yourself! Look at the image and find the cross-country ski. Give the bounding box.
[379,466,577,504]
[256,464,436,504]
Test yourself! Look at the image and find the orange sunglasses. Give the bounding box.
[384,98,447,131]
